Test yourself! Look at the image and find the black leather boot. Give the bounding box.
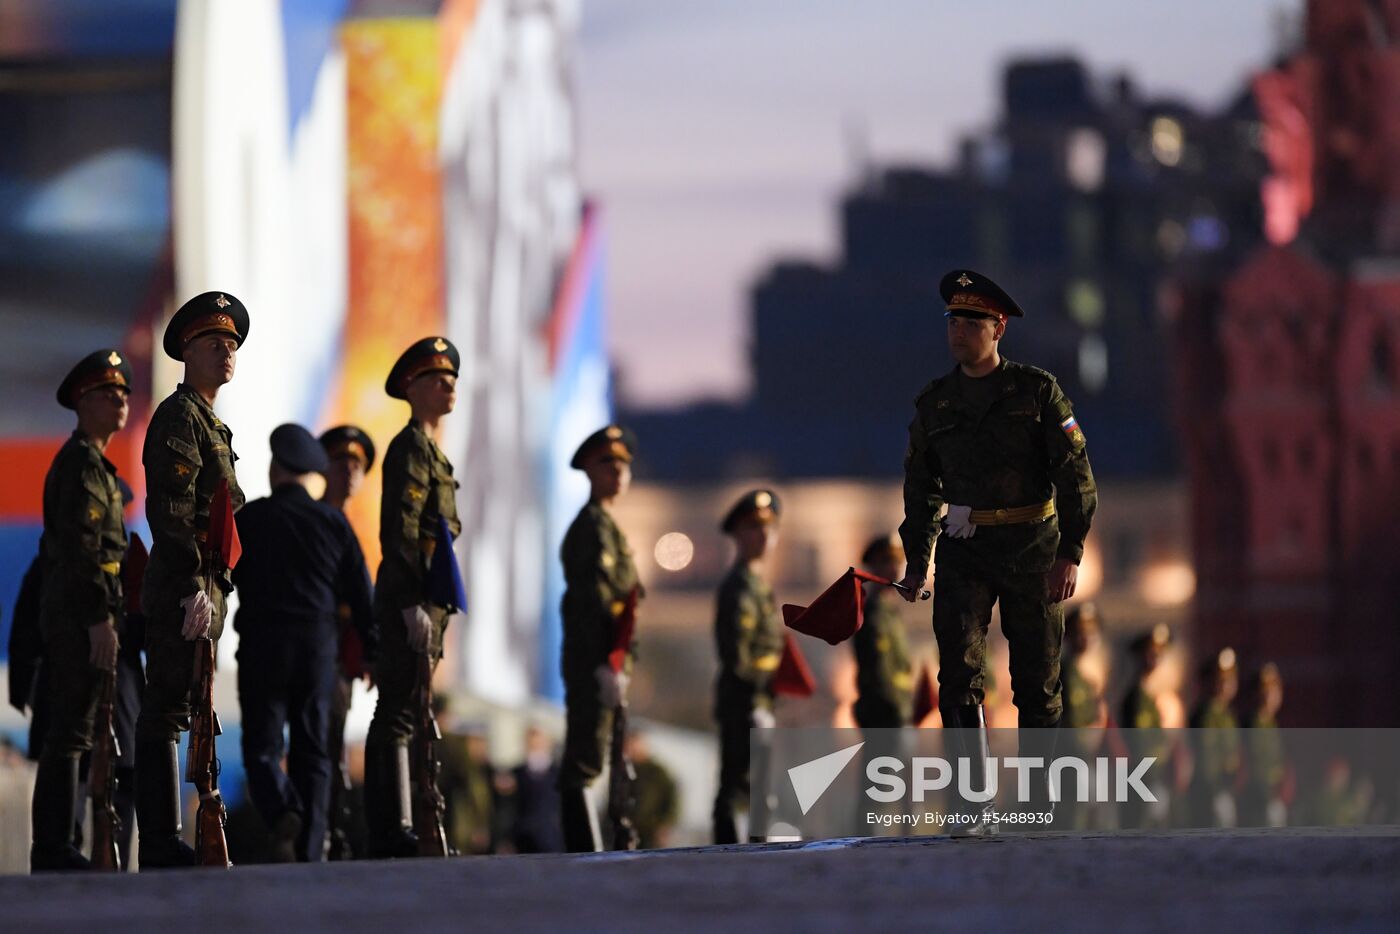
[366,742,419,859]
[135,740,197,868]
[947,705,997,838]
[711,797,739,846]
[30,755,92,872]
[561,786,600,852]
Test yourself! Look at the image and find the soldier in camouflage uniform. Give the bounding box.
[29,350,133,871]
[1121,624,1171,730]
[137,292,249,867]
[896,270,1096,827]
[712,489,785,845]
[1061,602,1107,729]
[1059,602,1108,828]
[1119,624,1173,829]
[364,337,463,858]
[319,424,378,860]
[1241,662,1287,826]
[853,534,914,729]
[558,425,641,852]
[1190,648,1242,827]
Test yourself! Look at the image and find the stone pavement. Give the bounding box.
[3,827,1397,933]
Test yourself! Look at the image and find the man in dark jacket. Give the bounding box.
[233,424,374,862]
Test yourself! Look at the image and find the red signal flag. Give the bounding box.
[608,588,639,674]
[771,630,816,698]
[207,479,242,570]
[781,567,892,645]
[912,662,939,726]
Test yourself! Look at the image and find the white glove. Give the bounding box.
[403,606,434,654]
[945,504,977,540]
[750,707,776,730]
[179,591,213,641]
[595,664,629,707]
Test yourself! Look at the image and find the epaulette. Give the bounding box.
[1002,359,1056,385]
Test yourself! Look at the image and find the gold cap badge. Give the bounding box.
[605,425,623,440]
[956,273,973,287]
[214,294,231,309]
[433,338,448,352]
[754,491,773,508]
[107,351,122,366]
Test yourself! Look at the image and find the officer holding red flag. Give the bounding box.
[896,270,1097,826]
[137,292,248,867]
[558,425,642,852]
[712,489,787,844]
[364,337,463,858]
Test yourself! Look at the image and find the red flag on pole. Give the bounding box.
[911,662,939,726]
[770,630,816,697]
[206,479,242,571]
[608,588,639,674]
[124,532,148,615]
[781,567,891,645]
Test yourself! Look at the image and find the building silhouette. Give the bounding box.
[625,55,1267,483]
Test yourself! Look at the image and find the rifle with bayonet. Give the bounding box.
[412,651,450,857]
[187,634,229,867]
[606,588,640,850]
[607,700,639,851]
[187,480,235,868]
[89,668,122,870]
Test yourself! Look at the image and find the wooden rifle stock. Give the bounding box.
[89,669,122,870]
[607,703,639,851]
[412,652,450,857]
[187,634,230,867]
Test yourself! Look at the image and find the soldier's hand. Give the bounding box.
[595,664,625,707]
[88,617,120,671]
[896,572,925,603]
[179,591,213,640]
[750,707,776,730]
[402,606,434,654]
[1047,558,1078,603]
[945,504,977,539]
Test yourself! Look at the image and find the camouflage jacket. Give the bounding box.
[1190,698,1242,785]
[559,500,640,688]
[142,384,244,607]
[852,590,913,724]
[39,431,127,633]
[713,564,784,717]
[899,358,1097,577]
[375,420,461,614]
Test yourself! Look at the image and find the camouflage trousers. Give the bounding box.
[559,687,614,791]
[931,563,1064,728]
[365,605,449,750]
[35,622,104,762]
[135,586,227,743]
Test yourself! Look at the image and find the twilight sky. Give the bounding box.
[575,0,1298,408]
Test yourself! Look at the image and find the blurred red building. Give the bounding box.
[1172,0,1400,726]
